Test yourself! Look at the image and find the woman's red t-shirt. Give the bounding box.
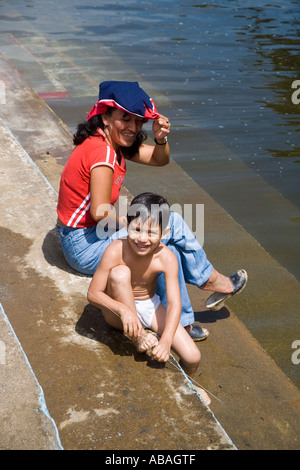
[57,135,126,228]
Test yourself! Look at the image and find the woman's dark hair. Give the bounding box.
[73,108,147,159]
[73,114,104,146]
[127,192,170,232]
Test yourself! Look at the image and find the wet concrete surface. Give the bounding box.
[0,117,234,451]
[0,301,62,450]
[0,54,299,450]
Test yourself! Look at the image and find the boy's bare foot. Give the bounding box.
[132,330,158,353]
[194,385,211,405]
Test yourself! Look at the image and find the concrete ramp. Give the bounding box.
[0,303,62,450]
[0,119,235,450]
[0,53,299,450]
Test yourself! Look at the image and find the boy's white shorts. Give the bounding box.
[135,294,161,329]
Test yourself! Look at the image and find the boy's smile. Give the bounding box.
[127,218,161,256]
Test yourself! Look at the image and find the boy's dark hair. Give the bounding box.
[73,109,147,158]
[127,192,170,232]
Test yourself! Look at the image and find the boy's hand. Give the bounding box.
[151,338,171,363]
[120,306,143,339]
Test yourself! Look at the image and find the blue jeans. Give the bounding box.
[57,212,213,327]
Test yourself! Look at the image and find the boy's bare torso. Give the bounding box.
[115,238,166,300]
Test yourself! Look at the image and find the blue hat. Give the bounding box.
[87,81,159,121]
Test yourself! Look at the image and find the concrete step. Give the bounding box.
[0,52,299,451]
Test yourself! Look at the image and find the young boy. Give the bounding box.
[87,192,210,405]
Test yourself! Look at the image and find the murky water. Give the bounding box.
[0,0,299,386]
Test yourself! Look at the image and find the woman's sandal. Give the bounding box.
[188,324,209,342]
[206,269,248,311]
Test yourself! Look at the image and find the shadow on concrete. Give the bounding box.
[75,304,133,356]
[194,307,230,324]
[42,227,89,277]
[75,304,166,370]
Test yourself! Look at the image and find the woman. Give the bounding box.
[57,81,247,341]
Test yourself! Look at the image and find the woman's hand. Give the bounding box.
[130,114,171,166]
[152,114,171,144]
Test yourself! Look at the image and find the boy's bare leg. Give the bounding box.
[151,303,211,405]
[103,265,158,353]
[191,385,211,405]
